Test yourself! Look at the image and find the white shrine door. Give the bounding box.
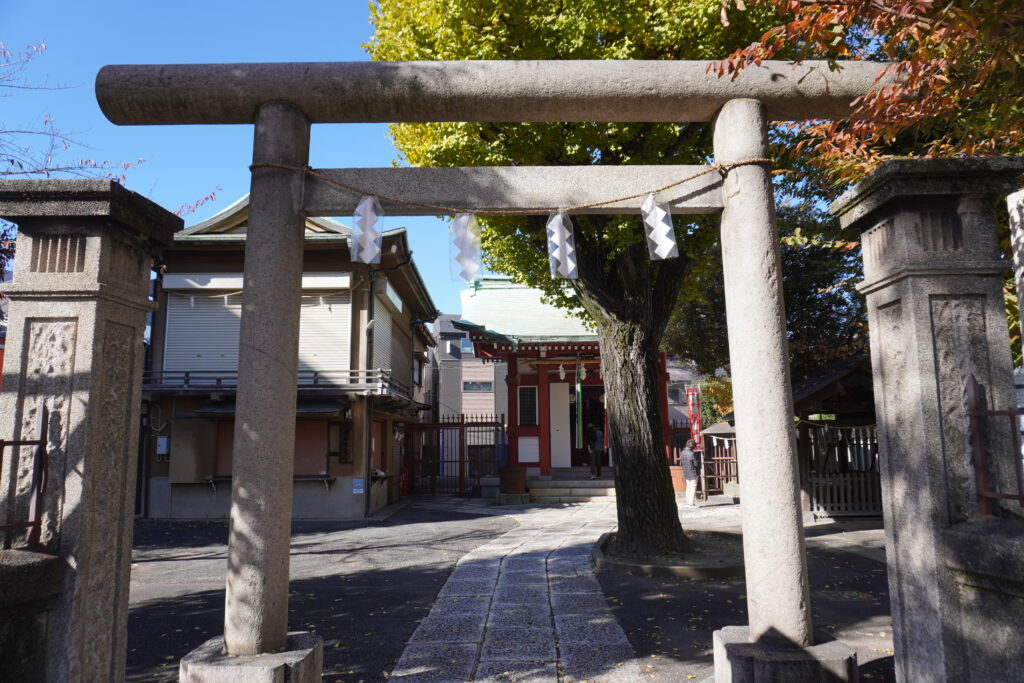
[549,383,572,469]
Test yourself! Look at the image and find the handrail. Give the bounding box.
[966,374,1024,515]
[0,405,50,550]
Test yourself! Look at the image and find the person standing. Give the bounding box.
[681,439,701,507]
[586,422,604,479]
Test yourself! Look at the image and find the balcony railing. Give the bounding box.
[143,369,411,400]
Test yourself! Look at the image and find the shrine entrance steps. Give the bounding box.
[529,468,617,503]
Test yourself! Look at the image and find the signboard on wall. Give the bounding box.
[686,387,703,451]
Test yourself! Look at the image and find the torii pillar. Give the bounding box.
[179,102,324,681]
[710,99,858,680]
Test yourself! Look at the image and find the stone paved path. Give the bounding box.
[391,500,635,683]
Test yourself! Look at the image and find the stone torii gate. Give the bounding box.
[94,60,889,680]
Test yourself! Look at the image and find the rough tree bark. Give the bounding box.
[569,216,692,557]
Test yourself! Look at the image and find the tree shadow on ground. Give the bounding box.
[128,508,517,682]
[132,507,501,553]
[127,564,453,682]
[598,530,895,681]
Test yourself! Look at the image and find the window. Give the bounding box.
[460,338,475,355]
[463,381,493,393]
[519,386,538,426]
[329,422,351,464]
[668,387,685,405]
[413,357,423,387]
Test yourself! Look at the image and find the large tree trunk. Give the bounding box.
[571,223,691,557]
[596,315,690,556]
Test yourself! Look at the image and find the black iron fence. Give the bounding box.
[406,414,506,494]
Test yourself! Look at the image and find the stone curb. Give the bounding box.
[591,531,745,580]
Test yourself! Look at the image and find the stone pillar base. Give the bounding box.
[179,632,323,682]
[713,626,858,682]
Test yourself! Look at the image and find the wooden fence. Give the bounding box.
[810,471,883,517]
[806,425,882,517]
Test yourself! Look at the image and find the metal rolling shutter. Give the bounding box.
[298,293,351,372]
[163,293,242,372]
[372,298,392,371]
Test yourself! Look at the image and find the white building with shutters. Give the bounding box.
[140,195,437,520]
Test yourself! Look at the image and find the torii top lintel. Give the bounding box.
[96,60,891,126]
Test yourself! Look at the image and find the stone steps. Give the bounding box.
[528,477,616,504]
[528,494,617,504]
[527,486,616,497]
[529,479,614,489]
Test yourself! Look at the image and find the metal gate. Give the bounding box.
[406,414,506,494]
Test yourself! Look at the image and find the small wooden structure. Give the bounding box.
[701,356,880,517]
[699,421,740,498]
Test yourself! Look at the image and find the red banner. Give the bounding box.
[686,387,703,451]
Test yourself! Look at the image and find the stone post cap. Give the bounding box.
[0,179,180,245]
[830,157,1024,232]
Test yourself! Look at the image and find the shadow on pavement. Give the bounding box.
[127,564,451,682]
[128,506,517,682]
[598,528,895,681]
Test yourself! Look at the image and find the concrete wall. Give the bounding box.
[462,359,495,414]
[148,477,366,520]
[492,362,508,421]
[437,359,463,417]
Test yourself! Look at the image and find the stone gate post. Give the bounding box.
[831,157,1024,682]
[0,180,178,682]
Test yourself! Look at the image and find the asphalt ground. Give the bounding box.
[127,500,893,682]
[126,504,517,682]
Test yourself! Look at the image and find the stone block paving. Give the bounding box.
[390,501,636,682]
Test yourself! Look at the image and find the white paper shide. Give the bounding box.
[353,195,383,264]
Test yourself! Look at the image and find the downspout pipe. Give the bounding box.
[137,263,164,519]
[364,267,375,518]
[363,251,413,517]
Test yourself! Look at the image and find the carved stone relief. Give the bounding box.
[930,295,991,523]
[105,238,147,291]
[4,319,78,548]
[76,320,137,681]
[862,218,893,280]
[29,234,86,273]
[914,211,963,253]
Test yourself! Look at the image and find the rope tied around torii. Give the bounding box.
[248,157,772,216]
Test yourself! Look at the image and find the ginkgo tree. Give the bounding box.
[368,0,783,557]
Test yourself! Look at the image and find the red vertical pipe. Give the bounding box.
[506,353,519,466]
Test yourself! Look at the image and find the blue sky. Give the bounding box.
[2,0,470,314]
